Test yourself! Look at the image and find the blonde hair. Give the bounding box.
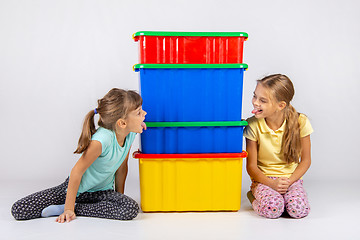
[258,74,301,164]
[74,88,142,154]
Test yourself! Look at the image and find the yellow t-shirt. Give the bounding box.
[243,113,313,178]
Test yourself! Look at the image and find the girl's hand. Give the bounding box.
[271,177,290,194]
[56,210,76,223]
[132,149,141,158]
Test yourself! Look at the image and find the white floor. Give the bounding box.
[1,179,359,240]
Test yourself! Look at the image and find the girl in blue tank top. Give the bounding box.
[11,88,147,223]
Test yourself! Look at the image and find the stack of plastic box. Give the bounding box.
[133,31,248,212]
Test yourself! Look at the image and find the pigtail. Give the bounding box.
[282,104,301,163]
[74,109,97,154]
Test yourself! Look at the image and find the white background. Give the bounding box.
[1,0,359,186]
[0,0,359,230]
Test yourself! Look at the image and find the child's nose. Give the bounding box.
[252,98,259,106]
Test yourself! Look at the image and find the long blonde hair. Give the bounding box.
[74,88,142,154]
[258,74,301,164]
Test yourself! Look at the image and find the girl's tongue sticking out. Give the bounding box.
[252,109,261,114]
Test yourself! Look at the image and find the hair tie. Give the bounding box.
[94,108,98,114]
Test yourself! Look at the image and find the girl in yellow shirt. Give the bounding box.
[244,74,313,219]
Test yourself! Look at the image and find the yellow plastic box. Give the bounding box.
[133,152,247,212]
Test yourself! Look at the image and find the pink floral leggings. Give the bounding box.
[250,178,310,219]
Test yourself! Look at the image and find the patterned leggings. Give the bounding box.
[250,178,310,219]
[11,178,139,221]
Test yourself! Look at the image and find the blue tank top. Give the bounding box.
[76,127,136,195]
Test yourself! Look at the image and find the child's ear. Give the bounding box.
[116,119,127,129]
[279,101,287,111]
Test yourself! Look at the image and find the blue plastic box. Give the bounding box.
[140,121,248,154]
[134,64,248,122]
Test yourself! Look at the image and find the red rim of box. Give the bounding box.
[133,151,247,159]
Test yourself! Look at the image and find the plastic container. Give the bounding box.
[133,31,248,64]
[134,64,248,122]
[133,151,247,212]
[140,121,247,154]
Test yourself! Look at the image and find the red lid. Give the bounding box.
[133,151,247,159]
